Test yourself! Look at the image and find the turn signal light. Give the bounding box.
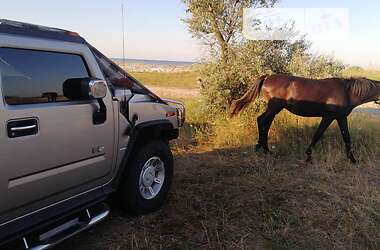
[166,111,176,117]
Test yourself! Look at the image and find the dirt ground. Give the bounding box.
[56,147,274,250]
[4,132,379,250]
[50,144,380,250]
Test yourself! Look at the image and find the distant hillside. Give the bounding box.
[112,58,196,72]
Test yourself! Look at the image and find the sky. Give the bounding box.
[1,0,380,68]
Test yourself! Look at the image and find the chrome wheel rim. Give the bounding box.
[138,156,165,200]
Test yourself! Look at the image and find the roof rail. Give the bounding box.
[0,19,85,44]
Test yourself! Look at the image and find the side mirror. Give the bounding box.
[63,78,108,125]
[63,78,107,100]
[89,79,108,99]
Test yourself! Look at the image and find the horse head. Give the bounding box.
[375,80,380,105]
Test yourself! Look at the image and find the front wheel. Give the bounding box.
[119,140,173,215]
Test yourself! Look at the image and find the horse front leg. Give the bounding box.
[337,116,357,164]
[305,116,334,163]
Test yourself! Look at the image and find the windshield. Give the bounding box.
[88,44,152,96]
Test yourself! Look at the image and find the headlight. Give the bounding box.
[162,99,186,127]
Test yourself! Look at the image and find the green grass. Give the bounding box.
[130,71,199,89]
[343,67,380,80]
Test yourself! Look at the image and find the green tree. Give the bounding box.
[183,0,344,111]
[182,0,277,64]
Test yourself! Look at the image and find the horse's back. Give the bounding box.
[262,74,350,115]
[264,74,346,101]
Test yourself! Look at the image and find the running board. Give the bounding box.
[22,203,110,250]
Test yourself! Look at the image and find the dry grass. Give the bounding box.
[343,67,380,81]
[50,98,380,250]
[146,85,200,100]
[130,71,199,89]
[5,70,378,250]
[175,101,380,250]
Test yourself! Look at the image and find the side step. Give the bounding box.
[22,203,110,250]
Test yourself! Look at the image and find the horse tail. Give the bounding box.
[229,75,268,117]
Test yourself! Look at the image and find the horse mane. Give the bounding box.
[346,77,378,99]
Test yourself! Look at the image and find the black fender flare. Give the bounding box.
[107,120,178,191]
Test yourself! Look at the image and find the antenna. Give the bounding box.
[121,2,126,70]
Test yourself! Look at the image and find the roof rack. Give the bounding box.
[0,19,86,44]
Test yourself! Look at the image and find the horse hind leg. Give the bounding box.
[256,100,284,153]
[256,113,267,152]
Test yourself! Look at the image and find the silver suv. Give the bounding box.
[0,19,185,249]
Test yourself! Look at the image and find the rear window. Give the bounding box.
[0,48,89,105]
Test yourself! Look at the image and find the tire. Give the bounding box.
[119,140,173,215]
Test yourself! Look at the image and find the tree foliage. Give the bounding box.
[182,0,277,63]
[183,0,345,111]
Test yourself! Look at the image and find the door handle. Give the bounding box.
[10,125,37,132]
[7,118,39,138]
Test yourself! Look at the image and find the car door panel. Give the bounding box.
[0,37,115,223]
[0,103,114,213]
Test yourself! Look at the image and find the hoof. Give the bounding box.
[255,144,273,155]
[349,155,357,164]
[264,149,274,155]
[305,150,312,164]
[347,152,357,164]
[305,155,313,164]
[255,144,262,152]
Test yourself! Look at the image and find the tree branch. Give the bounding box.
[208,3,229,64]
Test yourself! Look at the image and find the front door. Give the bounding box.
[0,47,114,221]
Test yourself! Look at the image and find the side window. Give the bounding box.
[0,48,89,105]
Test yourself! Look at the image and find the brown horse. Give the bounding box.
[230,74,380,163]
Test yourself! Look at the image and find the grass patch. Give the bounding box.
[343,67,380,80]
[173,100,380,249]
[52,72,379,250]
[130,71,199,89]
